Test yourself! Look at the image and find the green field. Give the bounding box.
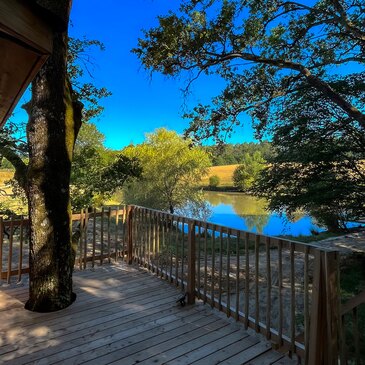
[201,164,238,188]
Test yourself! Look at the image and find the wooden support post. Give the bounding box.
[187,220,196,305]
[127,206,134,264]
[308,249,340,365]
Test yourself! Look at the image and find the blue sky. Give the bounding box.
[11,0,255,149]
[68,0,255,149]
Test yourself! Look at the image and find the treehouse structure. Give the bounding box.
[0,0,65,127]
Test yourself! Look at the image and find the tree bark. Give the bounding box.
[24,0,83,312]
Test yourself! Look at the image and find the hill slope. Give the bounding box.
[201,164,239,188]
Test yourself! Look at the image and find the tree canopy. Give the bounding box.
[134,0,365,141]
[233,151,265,191]
[70,123,141,210]
[122,128,211,214]
[205,141,272,166]
[134,0,365,229]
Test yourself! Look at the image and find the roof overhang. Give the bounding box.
[0,0,53,128]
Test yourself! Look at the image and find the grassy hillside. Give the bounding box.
[0,169,27,215]
[201,164,239,188]
[0,169,14,186]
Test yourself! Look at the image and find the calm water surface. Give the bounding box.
[203,191,323,237]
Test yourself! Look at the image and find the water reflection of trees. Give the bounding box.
[205,192,270,233]
[205,192,267,214]
[244,215,269,233]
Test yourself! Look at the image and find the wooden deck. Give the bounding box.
[0,263,297,365]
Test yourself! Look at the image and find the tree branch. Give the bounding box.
[204,51,365,129]
[0,145,28,190]
[331,0,365,42]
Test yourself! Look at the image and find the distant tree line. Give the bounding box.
[204,141,272,166]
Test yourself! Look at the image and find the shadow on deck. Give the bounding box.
[0,263,296,365]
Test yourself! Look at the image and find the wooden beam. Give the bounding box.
[0,0,53,126]
[0,0,52,53]
[0,36,48,126]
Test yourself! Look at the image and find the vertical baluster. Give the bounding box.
[175,217,179,285]
[143,209,147,267]
[92,207,96,267]
[203,222,208,304]
[266,237,271,339]
[115,206,119,262]
[235,231,240,321]
[135,209,139,264]
[124,205,128,260]
[84,208,88,269]
[187,219,196,305]
[132,206,136,262]
[147,211,151,271]
[218,226,223,311]
[197,221,201,299]
[143,210,147,267]
[255,235,260,332]
[122,205,126,261]
[132,208,136,263]
[18,216,24,281]
[244,232,250,330]
[7,217,14,283]
[290,243,296,356]
[226,231,231,317]
[107,207,111,263]
[79,209,83,270]
[139,208,143,263]
[304,246,309,364]
[181,218,185,289]
[139,209,143,264]
[152,211,156,270]
[278,239,283,345]
[168,215,173,282]
[161,213,166,278]
[156,211,159,271]
[211,225,216,308]
[100,207,104,265]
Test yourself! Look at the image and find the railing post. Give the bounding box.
[308,249,340,364]
[127,206,134,264]
[187,219,196,305]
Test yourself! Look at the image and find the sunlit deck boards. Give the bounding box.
[0,263,296,365]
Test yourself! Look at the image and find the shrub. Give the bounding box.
[209,175,220,188]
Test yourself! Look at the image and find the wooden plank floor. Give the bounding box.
[0,263,297,365]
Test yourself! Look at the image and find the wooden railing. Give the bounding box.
[1,204,363,363]
[126,205,341,364]
[0,206,127,282]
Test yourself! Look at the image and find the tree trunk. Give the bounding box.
[25,1,82,312]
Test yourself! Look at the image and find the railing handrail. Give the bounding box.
[128,204,338,255]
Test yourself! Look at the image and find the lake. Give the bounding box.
[203,191,323,237]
